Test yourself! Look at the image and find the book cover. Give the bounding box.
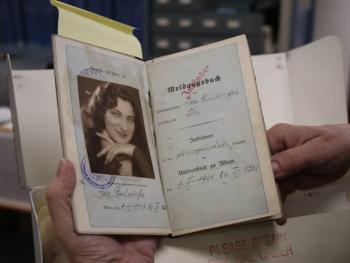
[52,34,281,236]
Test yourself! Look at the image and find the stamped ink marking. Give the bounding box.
[81,156,115,189]
[181,65,209,100]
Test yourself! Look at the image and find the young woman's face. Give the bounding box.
[104,97,135,144]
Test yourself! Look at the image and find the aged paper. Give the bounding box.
[252,54,294,129]
[53,35,280,235]
[148,37,280,234]
[53,36,170,234]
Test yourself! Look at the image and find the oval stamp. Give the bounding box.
[81,156,115,189]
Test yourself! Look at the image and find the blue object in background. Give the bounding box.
[0,1,15,44]
[11,0,25,45]
[290,0,315,48]
[0,0,147,48]
[85,0,114,19]
[68,0,86,9]
[22,0,58,46]
[114,0,146,44]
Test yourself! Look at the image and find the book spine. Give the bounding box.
[22,0,57,46]
[102,0,114,19]
[22,0,40,45]
[290,0,315,48]
[0,1,15,44]
[11,0,24,45]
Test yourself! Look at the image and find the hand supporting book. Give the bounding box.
[46,160,157,263]
[47,123,350,261]
[47,124,350,262]
[267,123,350,200]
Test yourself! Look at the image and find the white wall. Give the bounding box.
[313,0,350,107]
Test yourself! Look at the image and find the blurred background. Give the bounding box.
[0,0,349,262]
[0,0,314,70]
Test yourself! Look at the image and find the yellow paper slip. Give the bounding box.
[50,0,143,58]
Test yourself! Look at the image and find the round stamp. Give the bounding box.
[81,156,115,189]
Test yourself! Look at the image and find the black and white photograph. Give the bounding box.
[78,76,155,179]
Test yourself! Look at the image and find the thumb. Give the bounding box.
[46,159,78,242]
[271,143,318,179]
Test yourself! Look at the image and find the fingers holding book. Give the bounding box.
[46,159,158,263]
[268,123,350,196]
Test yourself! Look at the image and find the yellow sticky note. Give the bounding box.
[50,0,143,58]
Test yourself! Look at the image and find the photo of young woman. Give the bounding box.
[78,76,155,179]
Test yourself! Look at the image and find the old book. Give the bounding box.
[52,34,281,236]
[8,35,349,262]
[6,1,348,261]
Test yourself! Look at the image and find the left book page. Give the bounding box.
[52,35,170,235]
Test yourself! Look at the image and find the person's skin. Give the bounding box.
[267,123,350,200]
[104,97,135,144]
[98,97,136,164]
[46,123,350,260]
[46,159,157,263]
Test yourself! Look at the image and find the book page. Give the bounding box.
[283,36,350,215]
[53,36,170,234]
[288,36,348,126]
[251,53,294,129]
[148,36,280,235]
[8,69,62,188]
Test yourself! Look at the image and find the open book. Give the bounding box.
[53,34,281,236]
[8,35,350,261]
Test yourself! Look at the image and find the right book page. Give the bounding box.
[288,36,348,126]
[147,36,281,235]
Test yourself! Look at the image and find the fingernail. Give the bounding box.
[271,161,280,175]
[57,159,67,177]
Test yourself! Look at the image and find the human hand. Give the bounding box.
[46,159,157,263]
[267,123,350,199]
[96,131,136,164]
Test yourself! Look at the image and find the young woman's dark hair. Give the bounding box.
[80,81,154,178]
[84,82,142,146]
